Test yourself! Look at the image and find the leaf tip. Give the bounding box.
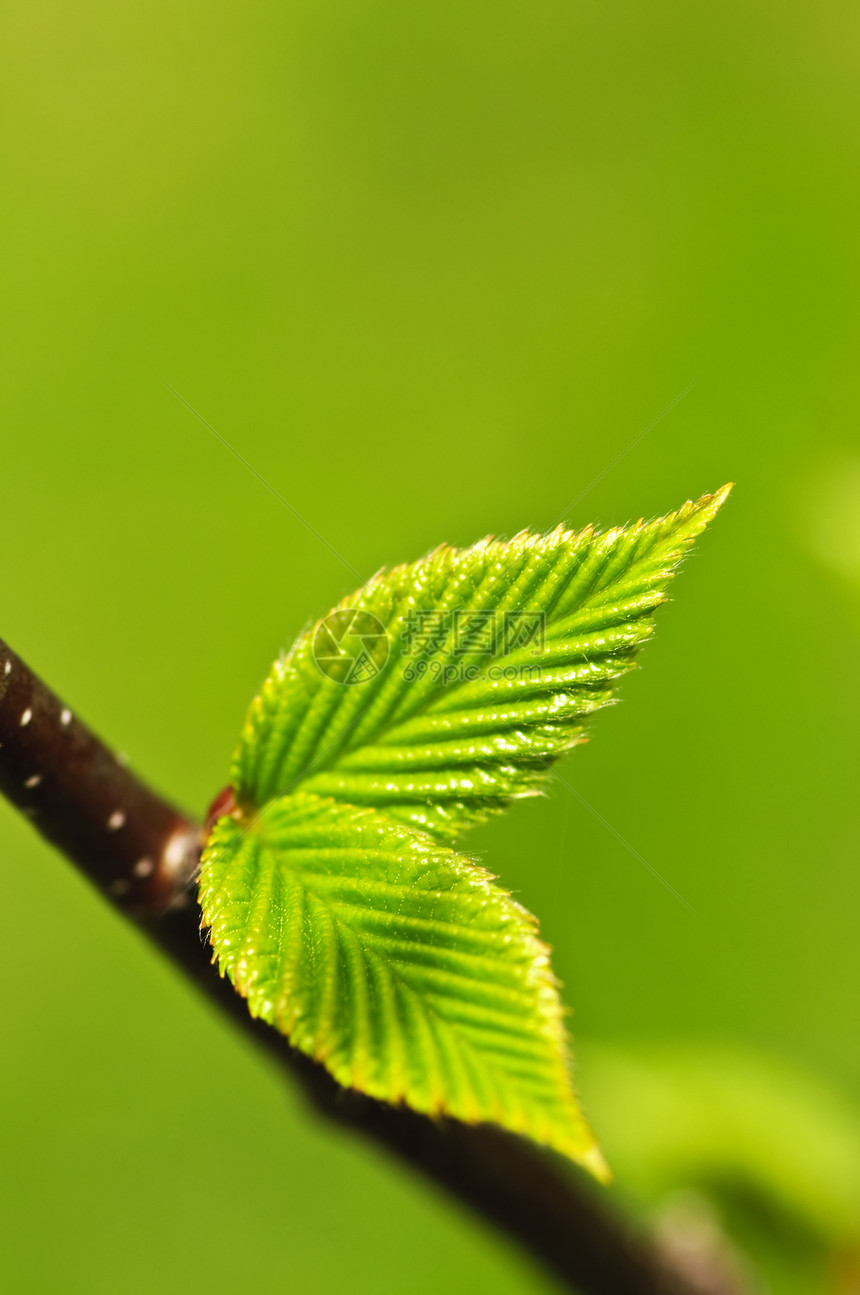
[581,1142,612,1184]
[697,481,734,520]
[669,482,733,548]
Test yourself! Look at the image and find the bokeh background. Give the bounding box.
[2,3,859,1291]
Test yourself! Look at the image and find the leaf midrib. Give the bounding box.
[288,530,678,796]
[247,831,573,1116]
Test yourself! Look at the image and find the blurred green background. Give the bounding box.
[2,2,859,1291]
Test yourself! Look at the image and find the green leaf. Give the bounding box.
[232,486,731,841]
[199,791,607,1176]
[202,488,729,1171]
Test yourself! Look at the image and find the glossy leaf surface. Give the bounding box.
[199,792,606,1174]
[232,487,731,841]
[202,489,729,1171]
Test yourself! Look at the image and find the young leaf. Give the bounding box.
[202,488,729,1173]
[232,486,731,841]
[199,791,607,1177]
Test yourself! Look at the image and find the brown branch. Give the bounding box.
[0,636,738,1295]
[0,639,200,911]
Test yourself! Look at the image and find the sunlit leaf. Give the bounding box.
[199,791,607,1175]
[233,486,731,841]
[202,488,730,1170]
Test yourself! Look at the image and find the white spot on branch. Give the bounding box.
[107,809,126,830]
[20,708,32,726]
[162,827,197,882]
[4,661,11,676]
[24,774,42,788]
[60,708,72,726]
[133,857,154,878]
